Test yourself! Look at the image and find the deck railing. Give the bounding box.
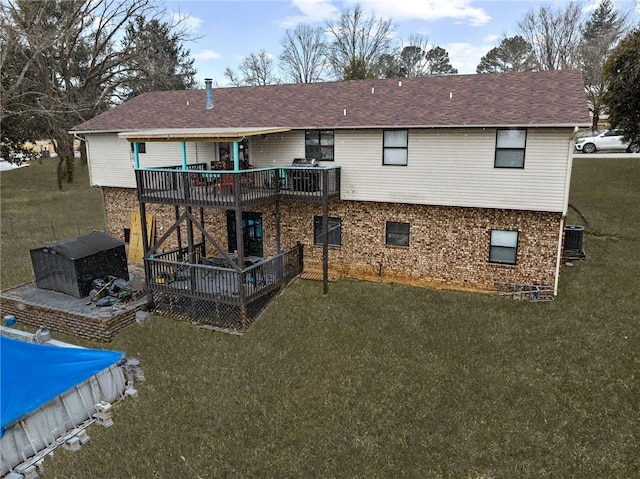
[136,166,341,208]
[146,244,304,331]
[146,244,303,305]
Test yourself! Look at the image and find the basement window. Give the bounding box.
[489,229,519,265]
[386,221,410,246]
[495,129,526,168]
[313,216,341,246]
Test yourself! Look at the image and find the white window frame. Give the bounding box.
[489,229,519,265]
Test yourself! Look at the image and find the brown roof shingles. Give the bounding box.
[72,70,590,132]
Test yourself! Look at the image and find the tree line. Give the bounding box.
[227,1,633,134]
[225,5,459,86]
[2,0,639,187]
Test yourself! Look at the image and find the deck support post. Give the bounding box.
[186,206,197,291]
[200,207,205,257]
[275,201,281,254]
[175,206,182,252]
[136,170,151,287]
[322,169,329,295]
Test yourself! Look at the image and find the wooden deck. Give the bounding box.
[136,166,341,208]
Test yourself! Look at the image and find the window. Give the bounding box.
[130,142,146,154]
[314,216,341,246]
[383,130,408,165]
[386,221,410,246]
[305,130,334,161]
[604,129,622,137]
[495,129,526,168]
[489,230,519,265]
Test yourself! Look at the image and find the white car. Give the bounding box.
[575,129,639,154]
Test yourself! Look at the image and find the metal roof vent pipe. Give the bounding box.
[205,78,214,109]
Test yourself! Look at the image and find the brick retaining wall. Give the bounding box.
[0,292,148,342]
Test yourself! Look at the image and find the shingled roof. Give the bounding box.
[72,70,590,133]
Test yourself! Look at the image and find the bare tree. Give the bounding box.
[0,0,184,187]
[224,50,280,86]
[326,4,395,80]
[279,23,328,83]
[223,67,244,87]
[517,2,584,70]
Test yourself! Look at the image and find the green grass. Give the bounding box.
[0,159,105,289]
[3,158,639,478]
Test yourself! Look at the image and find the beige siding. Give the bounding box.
[87,134,217,188]
[87,134,136,188]
[335,128,572,212]
[251,131,305,167]
[87,127,572,212]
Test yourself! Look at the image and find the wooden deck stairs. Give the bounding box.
[300,270,338,282]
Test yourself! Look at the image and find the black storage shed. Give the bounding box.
[30,232,129,298]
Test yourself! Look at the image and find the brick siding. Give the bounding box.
[278,201,561,291]
[102,187,561,292]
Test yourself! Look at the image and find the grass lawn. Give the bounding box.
[0,158,105,289]
[2,158,639,478]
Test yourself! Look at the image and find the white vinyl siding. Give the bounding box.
[86,127,572,213]
[335,128,572,213]
[86,134,136,188]
[252,131,306,167]
[87,134,218,187]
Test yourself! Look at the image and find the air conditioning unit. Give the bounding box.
[564,225,584,252]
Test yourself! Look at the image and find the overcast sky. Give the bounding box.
[166,0,640,85]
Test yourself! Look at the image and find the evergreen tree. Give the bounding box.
[603,29,640,147]
[343,57,374,80]
[476,36,537,73]
[121,16,197,98]
[579,0,627,130]
[424,46,458,76]
[399,45,426,76]
[376,53,404,78]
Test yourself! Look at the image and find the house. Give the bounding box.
[71,70,590,329]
